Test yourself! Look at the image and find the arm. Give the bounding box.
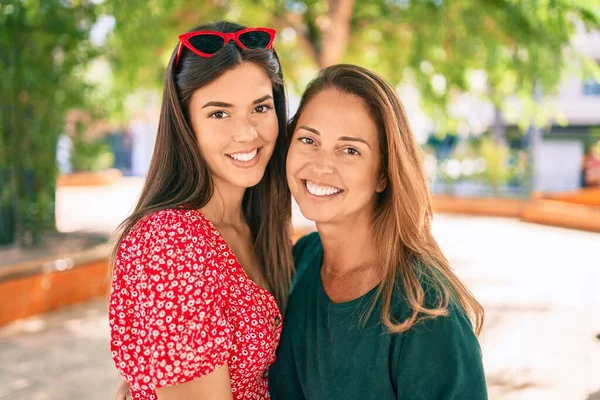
[114,376,131,400]
[395,307,488,400]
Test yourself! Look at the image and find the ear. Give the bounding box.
[376,173,388,193]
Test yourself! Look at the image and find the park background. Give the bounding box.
[1,0,600,399]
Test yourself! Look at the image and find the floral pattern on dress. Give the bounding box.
[110,209,282,399]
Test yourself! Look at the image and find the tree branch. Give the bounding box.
[270,10,320,67]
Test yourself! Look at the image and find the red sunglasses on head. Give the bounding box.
[175,27,277,68]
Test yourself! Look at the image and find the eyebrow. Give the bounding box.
[202,95,273,109]
[297,125,321,135]
[297,125,372,149]
[338,136,371,148]
[253,95,274,105]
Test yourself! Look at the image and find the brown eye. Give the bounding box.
[299,137,314,145]
[209,110,228,119]
[253,104,272,113]
[343,147,361,156]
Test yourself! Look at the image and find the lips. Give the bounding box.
[227,148,259,162]
[303,180,343,197]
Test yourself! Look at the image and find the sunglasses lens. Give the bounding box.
[238,31,272,49]
[189,34,225,55]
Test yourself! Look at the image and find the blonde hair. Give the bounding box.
[289,64,484,334]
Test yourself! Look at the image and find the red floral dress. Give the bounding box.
[109,209,282,399]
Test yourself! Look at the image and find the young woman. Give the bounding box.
[109,21,293,400]
[270,64,487,399]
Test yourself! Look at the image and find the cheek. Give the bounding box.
[255,114,279,142]
[196,130,225,157]
[286,149,297,179]
[286,144,309,174]
[194,120,230,144]
[347,161,381,193]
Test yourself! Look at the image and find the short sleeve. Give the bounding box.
[395,305,487,399]
[110,210,232,392]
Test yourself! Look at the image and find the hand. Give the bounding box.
[115,377,132,400]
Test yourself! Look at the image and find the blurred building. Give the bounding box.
[418,26,600,194]
[535,28,600,192]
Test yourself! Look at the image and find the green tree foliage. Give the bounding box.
[1,0,599,246]
[103,0,600,123]
[0,0,99,246]
[70,121,115,173]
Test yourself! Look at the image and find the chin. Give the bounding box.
[233,171,267,188]
[295,202,337,224]
[232,177,263,189]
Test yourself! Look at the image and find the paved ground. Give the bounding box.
[432,215,600,400]
[0,300,114,400]
[1,178,599,399]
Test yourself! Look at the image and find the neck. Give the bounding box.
[200,179,246,228]
[317,207,379,276]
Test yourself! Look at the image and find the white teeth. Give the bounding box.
[305,180,342,197]
[228,149,258,162]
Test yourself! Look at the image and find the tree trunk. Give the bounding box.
[492,105,506,145]
[318,0,355,68]
[0,28,15,245]
[9,3,26,246]
[527,83,544,193]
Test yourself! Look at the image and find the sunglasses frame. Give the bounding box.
[174,27,277,68]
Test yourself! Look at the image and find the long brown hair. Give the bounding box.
[110,21,293,308]
[289,64,484,335]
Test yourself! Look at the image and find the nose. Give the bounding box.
[311,150,334,176]
[232,116,258,143]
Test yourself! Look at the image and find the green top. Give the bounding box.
[269,232,487,400]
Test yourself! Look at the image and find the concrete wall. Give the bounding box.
[535,139,585,192]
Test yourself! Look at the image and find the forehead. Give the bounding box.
[296,89,378,140]
[191,62,273,104]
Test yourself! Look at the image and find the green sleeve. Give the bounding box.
[395,307,487,399]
